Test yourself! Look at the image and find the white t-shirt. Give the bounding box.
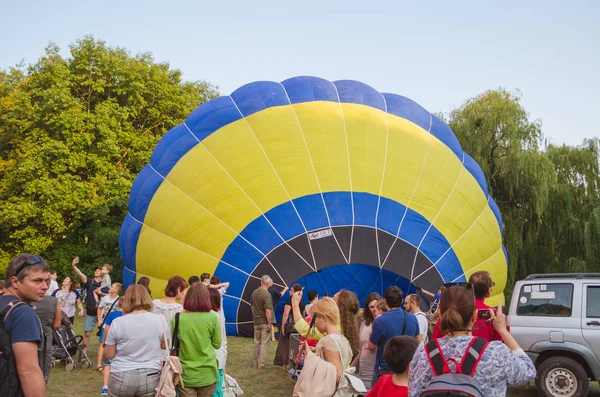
[46,279,59,296]
[415,311,429,344]
[98,295,119,320]
[152,299,183,340]
[53,289,80,318]
[105,311,165,372]
[212,310,228,369]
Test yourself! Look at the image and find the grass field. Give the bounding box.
[48,321,599,396]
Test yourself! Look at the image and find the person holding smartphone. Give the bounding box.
[431,272,505,343]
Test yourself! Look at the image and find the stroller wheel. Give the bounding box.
[65,363,75,372]
[80,360,91,369]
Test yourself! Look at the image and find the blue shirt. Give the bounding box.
[0,295,42,344]
[104,310,123,327]
[369,308,420,371]
[432,293,441,312]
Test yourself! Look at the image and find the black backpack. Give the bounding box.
[0,300,28,397]
[420,337,489,397]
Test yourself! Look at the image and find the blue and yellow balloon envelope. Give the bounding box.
[120,76,507,336]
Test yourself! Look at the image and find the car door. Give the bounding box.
[582,283,600,361]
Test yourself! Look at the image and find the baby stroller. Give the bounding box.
[52,312,92,371]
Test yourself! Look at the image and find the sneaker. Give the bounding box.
[101,386,108,396]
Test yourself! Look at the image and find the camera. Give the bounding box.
[477,309,494,320]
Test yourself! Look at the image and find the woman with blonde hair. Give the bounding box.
[104,285,167,397]
[291,294,352,387]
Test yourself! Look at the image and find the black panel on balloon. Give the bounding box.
[332,227,351,261]
[288,234,315,270]
[236,225,443,332]
[377,230,398,266]
[309,228,348,269]
[237,323,254,338]
[413,251,440,288]
[348,227,380,266]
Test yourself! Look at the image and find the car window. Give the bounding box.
[517,283,573,316]
[587,286,600,318]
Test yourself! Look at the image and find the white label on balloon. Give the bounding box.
[309,229,333,240]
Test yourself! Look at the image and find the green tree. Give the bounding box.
[0,36,218,278]
[447,89,600,295]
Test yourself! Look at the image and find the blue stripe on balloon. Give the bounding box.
[382,93,431,132]
[220,237,265,276]
[225,192,462,283]
[214,262,252,298]
[323,192,353,226]
[238,216,285,256]
[281,76,339,104]
[264,201,306,241]
[429,114,463,159]
[463,153,489,196]
[119,213,142,287]
[334,80,386,112]
[185,96,242,142]
[488,196,503,233]
[150,124,199,176]
[293,194,330,231]
[352,193,378,227]
[128,165,164,220]
[231,81,289,118]
[398,210,431,248]
[375,196,407,236]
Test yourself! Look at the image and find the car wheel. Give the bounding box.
[536,356,589,397]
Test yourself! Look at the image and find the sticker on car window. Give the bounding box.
[540,285,547,291]
[520,297,528,304]
[524,286,532,293]
[531,285,540,292]
[531,291,555,300]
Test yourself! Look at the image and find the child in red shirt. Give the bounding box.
[367,336,419,397]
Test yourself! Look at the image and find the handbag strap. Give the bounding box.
[329,334,347,369]
[172,312,181,353]
[98,296,119,329]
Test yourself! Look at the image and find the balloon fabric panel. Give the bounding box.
[121,76,508,335]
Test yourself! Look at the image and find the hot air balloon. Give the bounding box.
[120,76,507,336]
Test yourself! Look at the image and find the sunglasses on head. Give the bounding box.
[443,282,474,290]
[14,255,44,277]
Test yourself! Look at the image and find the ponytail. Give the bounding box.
[438,286,476,334]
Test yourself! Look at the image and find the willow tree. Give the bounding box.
[446,89,600,294]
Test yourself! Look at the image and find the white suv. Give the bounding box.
[508,273,600,397]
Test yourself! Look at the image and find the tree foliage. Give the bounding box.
[447,89,600,296]
[0,36,218,278]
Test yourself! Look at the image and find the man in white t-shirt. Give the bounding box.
[46,269,59,296]
[404,294,429,344]
[209,276,230,322]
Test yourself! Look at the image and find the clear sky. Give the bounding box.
[1,0,598,146]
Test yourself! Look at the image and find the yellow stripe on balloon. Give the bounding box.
[135,101,504,283]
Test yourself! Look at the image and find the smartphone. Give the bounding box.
[477,309,492,320]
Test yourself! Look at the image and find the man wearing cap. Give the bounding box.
[72,257,109,351]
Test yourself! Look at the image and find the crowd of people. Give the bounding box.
[0,252,537,397]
